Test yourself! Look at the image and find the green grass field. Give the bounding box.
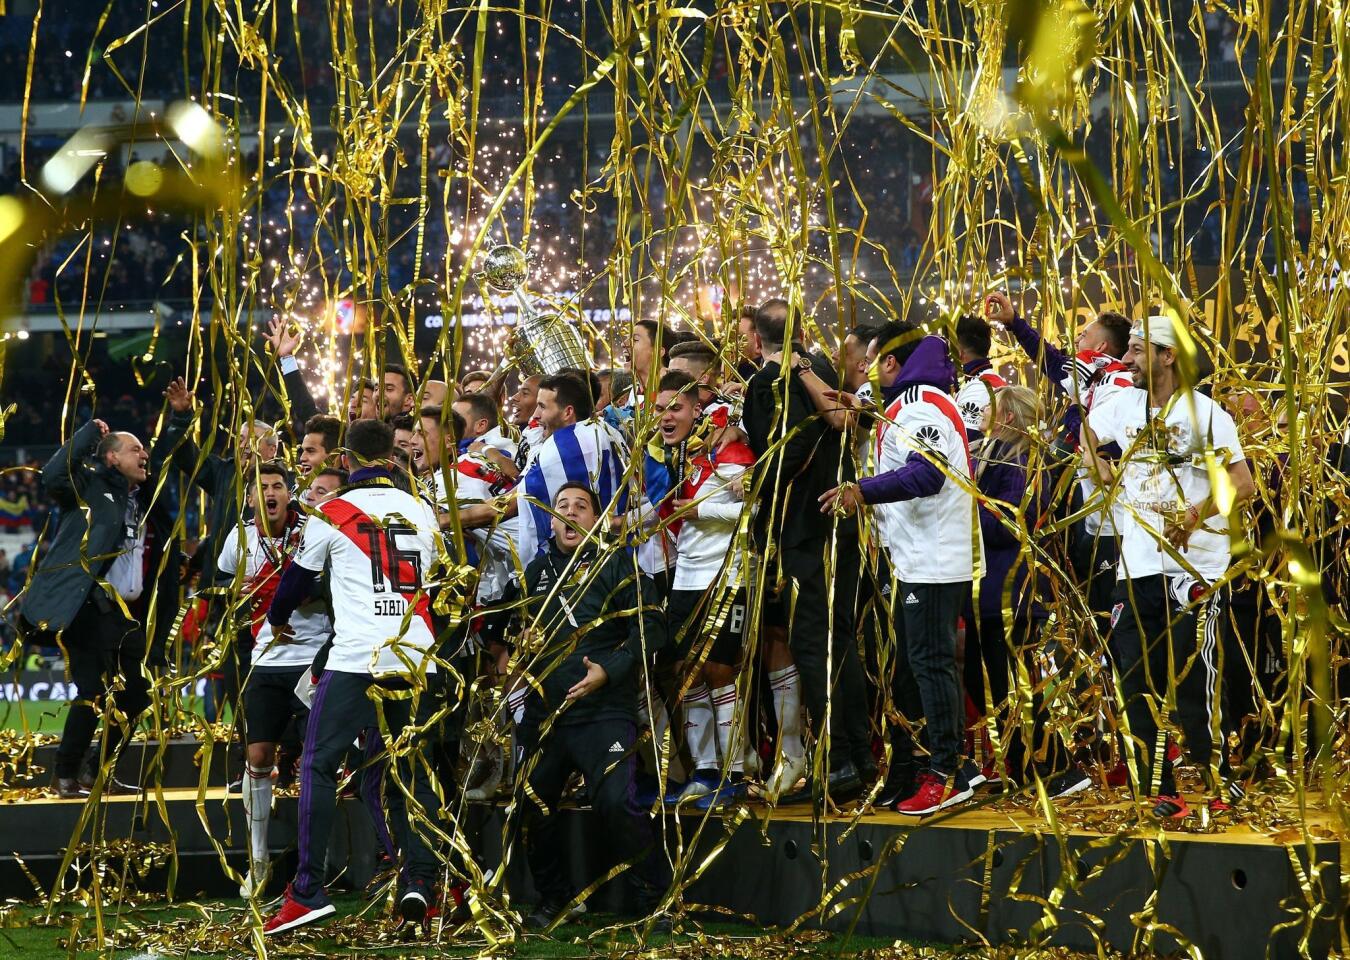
[3,894,907,959]
[0,697,69,733]
[0,698,229,736]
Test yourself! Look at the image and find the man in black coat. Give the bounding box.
[21,420,153,798]
[741,299,872,806]
[504,482,671,931]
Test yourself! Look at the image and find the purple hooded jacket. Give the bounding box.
[974,440,1048,623]
[858,336,960,505]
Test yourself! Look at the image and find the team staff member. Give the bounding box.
[23,420,153,799]
[1084,315,1255,819]
[216,460,333,898]
[261,420,448,935]
[743,299,872,805]
[507,482,671,931]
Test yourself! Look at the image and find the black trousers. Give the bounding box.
[1225,578,1286,763]
[516,717,669,909]
[1071,526,1121,626]
[889,581,968,778]
[54,596,151,780]
[780,542,870,772]
[293,670,444,906]
[1111,575,1231,797]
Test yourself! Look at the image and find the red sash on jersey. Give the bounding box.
[457,455,516,491]
[664,440,756,536]
[246,514,304,638]
[978,370,1008,390]
[876,387,972,468]
[319,498,433,633]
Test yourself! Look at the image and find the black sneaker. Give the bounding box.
[53,776,91,800]
[1046,767,1092,800]
[400,879,430,925]
[876,762,918,808]
[227,775,244,795]
[957,758,987,791]
[79,771,143,797]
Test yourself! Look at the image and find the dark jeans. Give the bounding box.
[1111,575,1231,797]
[54,596,151,780]
[516,718,669,909]
[780,542,870,772]
[890,580,969,778]
[293,670,444,906]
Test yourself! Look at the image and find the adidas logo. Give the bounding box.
[608,741,624,753]
[904,593,919,605]
[1098,559,1113,571]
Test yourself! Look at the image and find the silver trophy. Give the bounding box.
[477,244,590,377]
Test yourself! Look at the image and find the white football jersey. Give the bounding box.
[294,481,444,676]
[1087,388,1243,583]
[873,385,984,584]
[217,515,333,669]
[672,459,752,591]
[432,454,518,602]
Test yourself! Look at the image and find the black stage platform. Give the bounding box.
[0,745,1342,959]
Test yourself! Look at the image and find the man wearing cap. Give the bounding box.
[1081,313,1255,821]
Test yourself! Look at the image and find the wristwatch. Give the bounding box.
[793,355,813,373]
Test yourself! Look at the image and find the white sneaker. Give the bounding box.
[764,754,808,803]
[240,861,268,899]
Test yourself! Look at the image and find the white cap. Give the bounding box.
[1130,314,1179,350]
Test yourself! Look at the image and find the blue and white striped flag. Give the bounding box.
[514,419,628,565]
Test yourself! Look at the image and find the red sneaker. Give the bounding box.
[1166,739,1182,763]
[263,885,336,936]
[1104,761,1128,787]
[895,772,972,816]
[1208,796,1232,815]
[980,758,1001,786]
[1151,794,1192,820]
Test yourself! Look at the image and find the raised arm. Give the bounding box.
[985,292,1073,395]
[41,419,107,503]
[268,318,319,436]
[161,377,230,493]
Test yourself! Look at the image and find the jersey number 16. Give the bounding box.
[355,521,423,593]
